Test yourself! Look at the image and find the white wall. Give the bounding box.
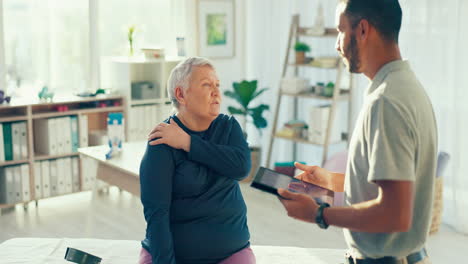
[185,0,360,165]
[0,1,5,91]
[185,0,247,116]
[245,0,355,166]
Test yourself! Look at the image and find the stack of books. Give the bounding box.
[1,122,28,162]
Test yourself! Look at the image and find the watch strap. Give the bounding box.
[315,202,330,229]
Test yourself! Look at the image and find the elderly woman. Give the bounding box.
[139,57,256,264]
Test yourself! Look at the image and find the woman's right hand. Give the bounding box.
[148,119,191,152]
[294,162,344,192]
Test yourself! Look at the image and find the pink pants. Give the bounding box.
[139,246,256,264]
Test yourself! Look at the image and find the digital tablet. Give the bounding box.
[250,166,334,204]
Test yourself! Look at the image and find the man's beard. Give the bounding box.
[344,33,361,73]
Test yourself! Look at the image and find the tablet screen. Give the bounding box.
[251,166,334,204]
[255,167,293,190]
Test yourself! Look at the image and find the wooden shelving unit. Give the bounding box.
[273,134,345,146]
[102,56,182,141]
[0,159,29,167]
[0,95,125,209]
[34,153,80,161]
[297,27,339,37]
[280,90,350,101]
[265,14,353,167]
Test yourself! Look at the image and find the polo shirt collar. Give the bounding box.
[366,59,410,95]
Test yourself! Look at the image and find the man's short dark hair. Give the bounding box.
[341,0,402,43]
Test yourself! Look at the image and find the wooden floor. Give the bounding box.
[0,183,466,263]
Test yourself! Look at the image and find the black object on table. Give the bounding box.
[64,247,102,264]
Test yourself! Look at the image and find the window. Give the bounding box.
[1,0,186,98]
[3,0,89,96]
[98,0,186,57]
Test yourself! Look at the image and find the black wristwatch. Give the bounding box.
[315,202,330,229]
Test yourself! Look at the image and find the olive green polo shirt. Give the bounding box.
[344,60,438,258]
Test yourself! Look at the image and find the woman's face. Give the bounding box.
[183,66,221,119]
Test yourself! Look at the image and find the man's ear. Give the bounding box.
[175,86,185,106]
[357,19,370,41]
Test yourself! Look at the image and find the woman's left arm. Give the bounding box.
[149,119,251,180]
[188,120,251,180]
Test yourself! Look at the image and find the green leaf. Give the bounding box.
[225,80,270,133]
[251,87,269,101]
[224,90,244,106]
[223,90,238,99]
[253,116,268,130]
[233,80,258,108]
[294,42,311,52]
[248,104,269,130]
[248,104,270,114]
[227,106,246,115]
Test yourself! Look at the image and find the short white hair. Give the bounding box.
[167,57,215,108]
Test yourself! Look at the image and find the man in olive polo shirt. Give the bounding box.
[278,1,437,263]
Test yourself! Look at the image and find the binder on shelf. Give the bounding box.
[11,122,21,160]
[0,168,7,203]
[140,106,147,139]
[80,156,98,191]
[61,158,72,193]
[34,161,42,199]
[20,164,30,202]
[78,115,89,148]
[80,157,90,191]
[71,157,80,192]
[55,118,63,154]
[41,160,51,198]
[129,107,138,141]
[136,106,145,140]
[0,123,5,162]
[4,167,15,204]
[56,158,65,195]
[62,117,72,153]
[2,123,13,161]
[50,118,59,155]
[19,122,28,160]
[144,106,152,139]
[70,116,79,152]
[49,159,58,196]
[54,118,64,154]
[14,166,22,203]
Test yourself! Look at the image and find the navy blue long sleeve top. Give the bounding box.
[139,114,252,264]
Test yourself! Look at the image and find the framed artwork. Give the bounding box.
[197,0,235,58]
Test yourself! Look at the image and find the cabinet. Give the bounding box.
[102,56,182,141]
[265,14,353,167]
[0,95,124,209]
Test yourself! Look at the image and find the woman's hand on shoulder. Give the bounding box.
[148,119,191,152]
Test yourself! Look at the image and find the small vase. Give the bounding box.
[296,52,305,64]
[128,40,134,57]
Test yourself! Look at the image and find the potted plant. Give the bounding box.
[127,25,137,56]
[224,80,269,182]
[324,81,335,97]
[294,42,311,64]
[126,24,143,56]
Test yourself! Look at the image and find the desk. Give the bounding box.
[78,141,147,196]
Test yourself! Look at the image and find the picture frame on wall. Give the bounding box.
[197,0,235,58]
